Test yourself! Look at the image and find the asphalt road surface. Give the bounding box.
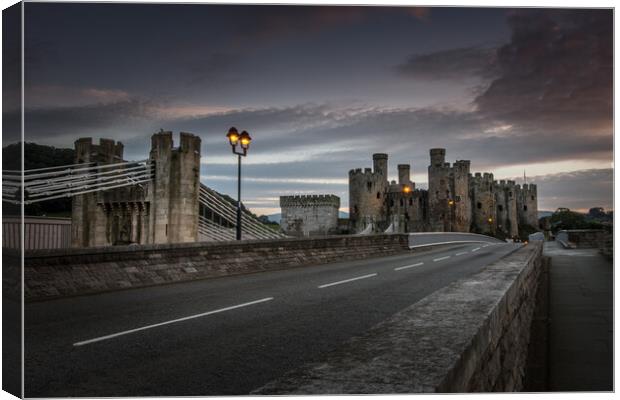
[25,242,520,396]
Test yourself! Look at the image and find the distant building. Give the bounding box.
[279,195,340,237]
[348,149,538,237]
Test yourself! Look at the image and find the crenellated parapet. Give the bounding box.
[280,194,340,237]
[280,194,340,208]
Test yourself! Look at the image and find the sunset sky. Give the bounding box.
[17,3,613,215]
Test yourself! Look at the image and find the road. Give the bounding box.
[25,241,520,396]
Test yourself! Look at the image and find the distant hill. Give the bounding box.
[266,211,349,224]
[538,211,554,219]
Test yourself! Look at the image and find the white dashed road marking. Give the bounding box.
[394,262,424,271]
[433,256,451,262]
[455,252,468,256]
[73,297,274,347]
[471,247,481,252]
[318,273,378,289]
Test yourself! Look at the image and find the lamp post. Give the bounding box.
[226,127,252,240]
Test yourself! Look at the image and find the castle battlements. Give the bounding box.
[470,172,495,185]
[349,168,377,176]
[280,194,340,208]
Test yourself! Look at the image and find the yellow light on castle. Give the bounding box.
[403,186,412,194]
[448,200,454,205]
[488,217,493,223]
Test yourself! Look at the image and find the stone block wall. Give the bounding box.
[255,242,544,394]
[557,229,607,249]
[280,195,340,237]
[23,234,410,301]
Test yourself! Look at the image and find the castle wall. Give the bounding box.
[452,160,471,232]
[385,184,426,233]
[280,195,340,237]
[470,173,496,235]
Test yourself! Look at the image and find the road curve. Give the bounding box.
[25,241,520,396]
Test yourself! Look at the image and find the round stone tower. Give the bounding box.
[348,154,389,233]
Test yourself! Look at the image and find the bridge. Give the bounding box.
[3,131,285,248]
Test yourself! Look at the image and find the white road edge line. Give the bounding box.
[318,273,378,288]
[73,297,274,347]
[433,256,450,262]
[455,252,468,256]
[471,247,481,252]
[394,262,424,271]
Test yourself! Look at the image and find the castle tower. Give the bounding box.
[494,180,519,238]
[470,172,496,235]
[430,148,445,167]
[348,154,389,233]
[71,138,125,247]
[398,164,411,185]
[516,183,539,229]
[373,153,388,177]
[149,131,201,244]
[427,148,451,231]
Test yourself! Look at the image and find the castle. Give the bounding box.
[348,149,538,237]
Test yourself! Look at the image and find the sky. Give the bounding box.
[12,3,613,215]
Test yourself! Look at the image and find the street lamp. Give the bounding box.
[226,127,252,240]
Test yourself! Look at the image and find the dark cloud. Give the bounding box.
[475,9,612,135]
[396,46,498,80]
[22,99,163,144]
[515,168,613,211]
[24,99,612,172]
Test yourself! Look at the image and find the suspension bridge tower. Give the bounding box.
[71,132,201,248]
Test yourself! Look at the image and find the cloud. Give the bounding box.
[22,99,164,144]
[396,46,498,81]
[474,9,612,135]
[25,85,132,108]
[22,98,612,174]
[511,168,613,212]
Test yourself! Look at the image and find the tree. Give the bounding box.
[549,209,603,232]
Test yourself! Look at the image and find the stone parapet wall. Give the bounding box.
[557,229,606,249]
[255,242,544,394]
[21,234,410,301]
[280,194,340,208]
